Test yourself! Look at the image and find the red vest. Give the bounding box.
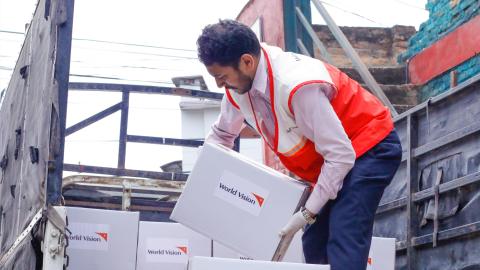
[226,45,393,184]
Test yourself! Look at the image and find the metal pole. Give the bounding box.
[310,0,398,117]
[118,91,129,169]
[406,114,419,269]
[295,7,333,63]
[297,39,312,57]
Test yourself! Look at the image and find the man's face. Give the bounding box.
[206,54,256,95]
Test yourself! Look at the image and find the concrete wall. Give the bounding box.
[236,0,286,48]
[181,106,262,172]
[313,25,416,67]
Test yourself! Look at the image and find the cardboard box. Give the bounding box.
[136,222,212,270]
[171,143,310,261]
[65,207,139,270]
[213,231,304,263]
[367,237,396,270]
[187,256,329,269]
[170,143,309,260]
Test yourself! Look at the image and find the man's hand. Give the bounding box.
[279,211,309,238]
[275,210,311,261]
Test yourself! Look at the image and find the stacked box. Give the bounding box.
[136,222,211,270]
[66,207,139,270]
[187,256,329,269]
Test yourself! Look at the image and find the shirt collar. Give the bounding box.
[251,50,268,94]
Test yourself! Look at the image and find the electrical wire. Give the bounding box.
[388,0,426,11]
[69,73,176,85]
[0,29,196,52]
[318,0,384,26]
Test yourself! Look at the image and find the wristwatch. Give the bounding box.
[301,207,316,225]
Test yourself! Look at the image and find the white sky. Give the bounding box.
[0,0,428,173]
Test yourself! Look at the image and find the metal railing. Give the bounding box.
[64,82,230,181]
[293,0,399,117]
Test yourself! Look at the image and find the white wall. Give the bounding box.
[181,105,262,172]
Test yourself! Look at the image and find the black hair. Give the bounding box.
[197,19,261,67]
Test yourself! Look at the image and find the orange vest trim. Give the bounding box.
[262,47,280,151]
[225,88,240,110]
[287,80,334,115]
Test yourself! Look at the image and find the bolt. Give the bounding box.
[51,230,59,238]
[49,245,58,258]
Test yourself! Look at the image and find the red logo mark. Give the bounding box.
[95,232,108,241]
[252,193,265,207]
[368,257,373,265]
[177,246,188,254]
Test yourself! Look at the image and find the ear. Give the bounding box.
[239,53,257,73]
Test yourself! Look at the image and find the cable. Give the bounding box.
[0,29,196,52]
[0,30,23,35]
[388,0,426,11]
[71,46,198,60]
[69,73,176,85]
[318,0,385,26]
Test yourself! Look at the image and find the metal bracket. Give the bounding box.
[42,206,68,270]
[433,167,443,247]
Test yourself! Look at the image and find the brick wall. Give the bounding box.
[399,0,479,62]
[314,25,415,67]
[398,0,480,101]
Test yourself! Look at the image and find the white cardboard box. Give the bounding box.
[136,222,212,270]
[367,237,396,270]
[65,207,139,270]
[213,231,304,263]
[188,256,329,269]
[171,143,310,261]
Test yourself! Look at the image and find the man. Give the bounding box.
[198,19,401,270]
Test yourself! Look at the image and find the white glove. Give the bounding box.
[275,211,308,261]
[279,211,308,238]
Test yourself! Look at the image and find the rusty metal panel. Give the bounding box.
[0,0,74,268]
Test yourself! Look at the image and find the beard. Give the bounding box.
[229,71,253,95]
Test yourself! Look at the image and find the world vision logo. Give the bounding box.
[69,232,108,242]
[177,246,188,254]
[218,182,266,208]
[147,246,188,256]
[215,170,270,216]
[96,232,108,241]
[251,192,265,207]
[68,222,109,251]
[145,239,189,263]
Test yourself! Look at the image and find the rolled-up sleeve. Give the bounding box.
[205,95,245,149]
[290,83,356,214]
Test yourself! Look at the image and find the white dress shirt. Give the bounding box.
[206,52,355,214]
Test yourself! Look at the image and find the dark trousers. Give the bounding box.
[302,130,402,270]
